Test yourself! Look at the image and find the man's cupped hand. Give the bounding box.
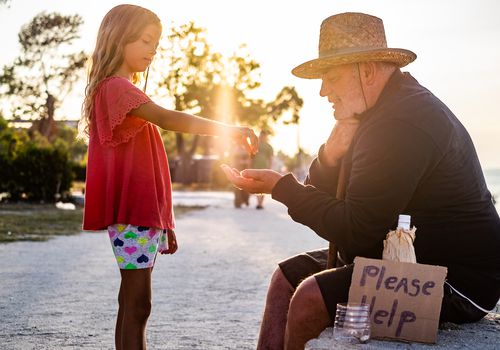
[220,164,283,194]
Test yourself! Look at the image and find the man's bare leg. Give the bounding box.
[284,276,330,350]
[257,267,294,350]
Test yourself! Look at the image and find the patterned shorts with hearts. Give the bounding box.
[108,224,167,270]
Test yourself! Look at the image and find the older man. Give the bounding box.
[222,12,500,350]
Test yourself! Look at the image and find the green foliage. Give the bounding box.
[0,118,75,202]
[55,122,87,163]
[160,130,178,157]
[10,143,73,201]
[0,112,7,130]
[71,162,86,182]
[0,117,30,158]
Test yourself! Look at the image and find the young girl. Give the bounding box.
[80,4,257,349]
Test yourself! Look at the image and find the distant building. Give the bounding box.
[7,119,78,129]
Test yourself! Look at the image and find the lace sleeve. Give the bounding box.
[94,77,152,147]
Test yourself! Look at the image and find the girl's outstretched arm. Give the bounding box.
[131,101,258,154]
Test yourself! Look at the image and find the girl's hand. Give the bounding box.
[220,164,282,194]
[229,126,259,156]
[160,229,178,254]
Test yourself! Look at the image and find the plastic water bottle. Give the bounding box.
[397,214,411,230]
[333,302,371,343]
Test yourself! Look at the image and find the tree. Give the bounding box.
[153,23,303,183]
[0,12,86,140]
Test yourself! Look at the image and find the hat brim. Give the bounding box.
[292,48,416,79]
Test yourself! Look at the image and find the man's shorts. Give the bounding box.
[278,248,487,325]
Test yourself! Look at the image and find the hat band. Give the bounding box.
[319,45,388,59]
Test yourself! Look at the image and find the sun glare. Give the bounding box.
[213,83,236,153]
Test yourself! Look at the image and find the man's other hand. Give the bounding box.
[323,118,360,166]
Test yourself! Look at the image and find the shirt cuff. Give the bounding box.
[306,144,341,190]
[272,173,302,206]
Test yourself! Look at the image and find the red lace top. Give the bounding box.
[83,76,175,231]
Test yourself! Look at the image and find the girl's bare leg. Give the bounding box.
[116,268,153,350]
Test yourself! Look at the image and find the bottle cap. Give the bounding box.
[398,214,411,230]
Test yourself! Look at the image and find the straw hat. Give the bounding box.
[292,12,416,79]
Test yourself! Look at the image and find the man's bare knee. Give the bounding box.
[289,276,325,319]
[269,267,293,293]
[263,266,294,311]
[285,276,330,349]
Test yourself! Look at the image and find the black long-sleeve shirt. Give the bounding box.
[272,70,500,310]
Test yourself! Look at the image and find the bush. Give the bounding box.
[0,122,74,202]
[10,143,74,201]
[71,162,86,182]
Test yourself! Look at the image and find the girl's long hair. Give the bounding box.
[79,4,161,138]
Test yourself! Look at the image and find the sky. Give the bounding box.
[1,0,499,168]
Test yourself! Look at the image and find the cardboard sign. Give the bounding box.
[348,257,447,343]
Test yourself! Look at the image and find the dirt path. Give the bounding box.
[0,194,324,349]
[0,192,498,349]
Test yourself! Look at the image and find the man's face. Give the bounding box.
[320,64,366,120]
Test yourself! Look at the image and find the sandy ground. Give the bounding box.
[0,191,498,350]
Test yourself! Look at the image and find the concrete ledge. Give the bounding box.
[306,312,500,350]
